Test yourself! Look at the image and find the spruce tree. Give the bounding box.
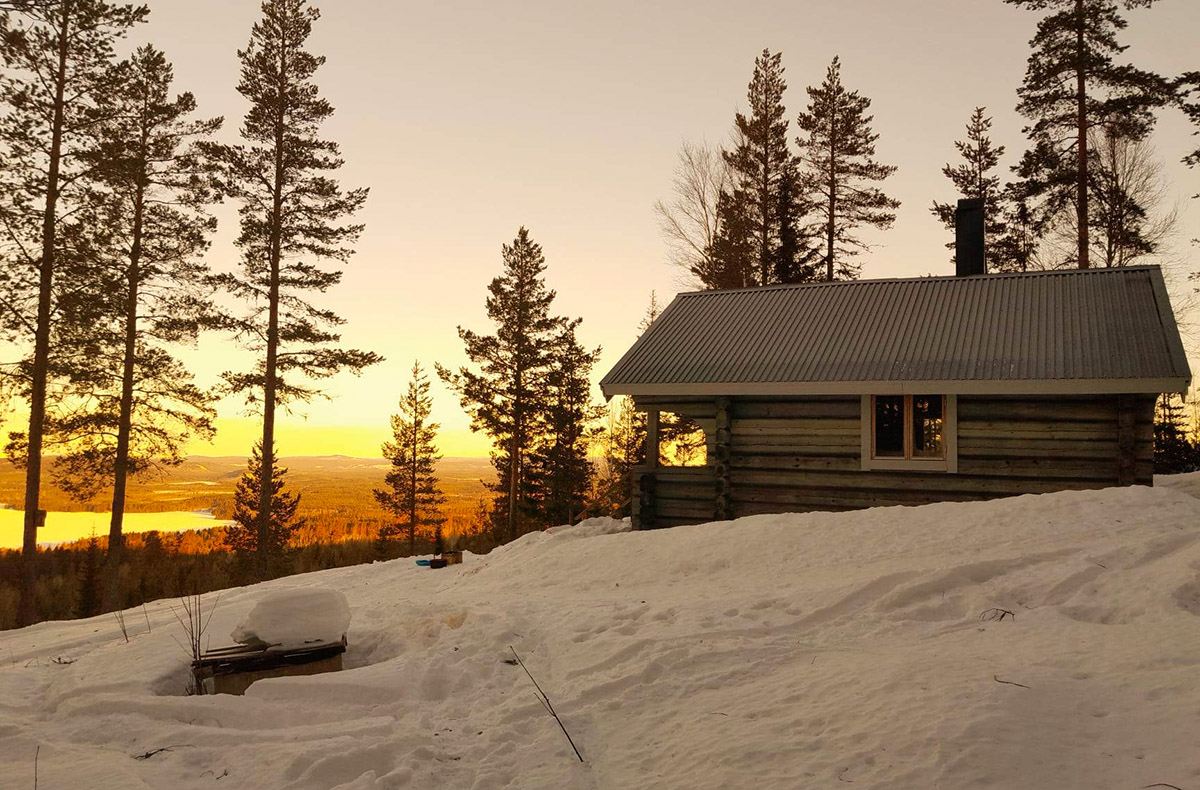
[702,189,756,289]
[716,49,810,288]
[931,107,1009,266]
[528,323,601,527]
[373,361,446,554]
[437,227,562,542]
[796,57,900,281]
[47,45,222,609]
[0,0,147,625]
[205,0,380,579]
[224,442,302,578]
[1154,395,1200,475]
[1180,72,1199,179]
[1007,0,1172,269]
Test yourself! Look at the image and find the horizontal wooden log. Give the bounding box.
[732,400,859,420]
[730,454,862,472]
[728,468,1115,495]
[957,425,1151,442]
[956,457,1119,480]
[957,399,1119,422]
[656,500,718,519]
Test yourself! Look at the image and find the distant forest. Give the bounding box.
[2,0,1199,630]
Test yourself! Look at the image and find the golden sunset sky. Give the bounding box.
[92,0,1200,458]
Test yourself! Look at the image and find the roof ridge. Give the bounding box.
[677,265,1162,298]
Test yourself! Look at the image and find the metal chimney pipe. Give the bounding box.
[955,198,986,277]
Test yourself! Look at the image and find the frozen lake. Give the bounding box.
[0,509,230,549]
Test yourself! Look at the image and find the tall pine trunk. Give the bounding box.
[257,35,288,581]
[408,423,417,553]
[825,105,837,282]
[18,1,72,627]
[1074,0,1090,269]
[103,175,146,611]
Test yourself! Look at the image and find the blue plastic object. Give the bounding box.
[414,559,432,566]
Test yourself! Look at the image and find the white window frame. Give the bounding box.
[860,394,957,473]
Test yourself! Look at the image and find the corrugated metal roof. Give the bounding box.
[600,266,1192,397]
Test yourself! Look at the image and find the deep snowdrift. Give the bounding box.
[2,487,1199,790]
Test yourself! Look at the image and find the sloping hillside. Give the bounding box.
[1,485,1199,789]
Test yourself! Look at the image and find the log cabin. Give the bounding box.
[600,201,1192,529]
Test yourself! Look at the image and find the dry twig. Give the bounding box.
[509,646,584,763]
[993,675,1030,689]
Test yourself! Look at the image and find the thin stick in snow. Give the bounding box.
[509,646,584,763]
[993,674,1030,689]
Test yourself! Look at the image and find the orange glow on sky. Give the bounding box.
[48,0,1195,461]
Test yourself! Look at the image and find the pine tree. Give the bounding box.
[1180,71,1199,179]
[76,532,101,618]
[528,324,601,526]
[715,49,810,288]
[437,227,562,542]
[0,0,147,626]
[204,0,380,579]
[374,362,446,554]
[224,442,303,578]
[796,56,900,281]
[702,189,756,289]
[596,394,646,518]
[931,107,1009,266]
[992,180,1046,272]
[1007,0,1172,269]
[1154,395,1200,475]
[44,45,222,609]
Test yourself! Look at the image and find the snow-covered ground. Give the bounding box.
[2,483,1199,790]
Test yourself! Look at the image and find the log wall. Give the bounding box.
[632,393,1156,529]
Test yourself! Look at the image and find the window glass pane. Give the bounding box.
[912,396,944,458]
[659,413,708,467]
[874,396,904,457]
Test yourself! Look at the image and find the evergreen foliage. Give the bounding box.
[711,49,813,289]
[42,45,222,608]
[528,324,601,527]
[203,0,380,578]
[76,533,101,618]
[796,57,899,281]
[374,362,446,553]
[1007,0,1172,269]
[224,442,303,578]
[1154,395,1200,475]
[437,227,564,542]
[0,0,147,625]
[931,107,1010,266]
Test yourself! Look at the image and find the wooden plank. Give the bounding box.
[957,457,1117,480]
[731,399,859,420]
[957,399,1118,422]
[1117,394,1136,486]
[730,454,861,472]
[957,426,1137,442]
[727,468,1113,495]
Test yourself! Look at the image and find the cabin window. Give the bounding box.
[657,413,709,467]
[862,394,957,472]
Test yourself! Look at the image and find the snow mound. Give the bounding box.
[1157,470,1200,500]
[230,587,350,647]
[3,486,1200,789]
[546,515,631,539]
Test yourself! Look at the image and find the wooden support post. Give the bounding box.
[714,397,732,521]
[632,410,660,530]
[1117,394,1136,486]
[636,472,657,530]
[645,409,660,468]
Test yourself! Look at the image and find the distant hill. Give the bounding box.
[0,455,494,515]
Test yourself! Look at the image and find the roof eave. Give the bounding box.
[602,377,1190,399]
